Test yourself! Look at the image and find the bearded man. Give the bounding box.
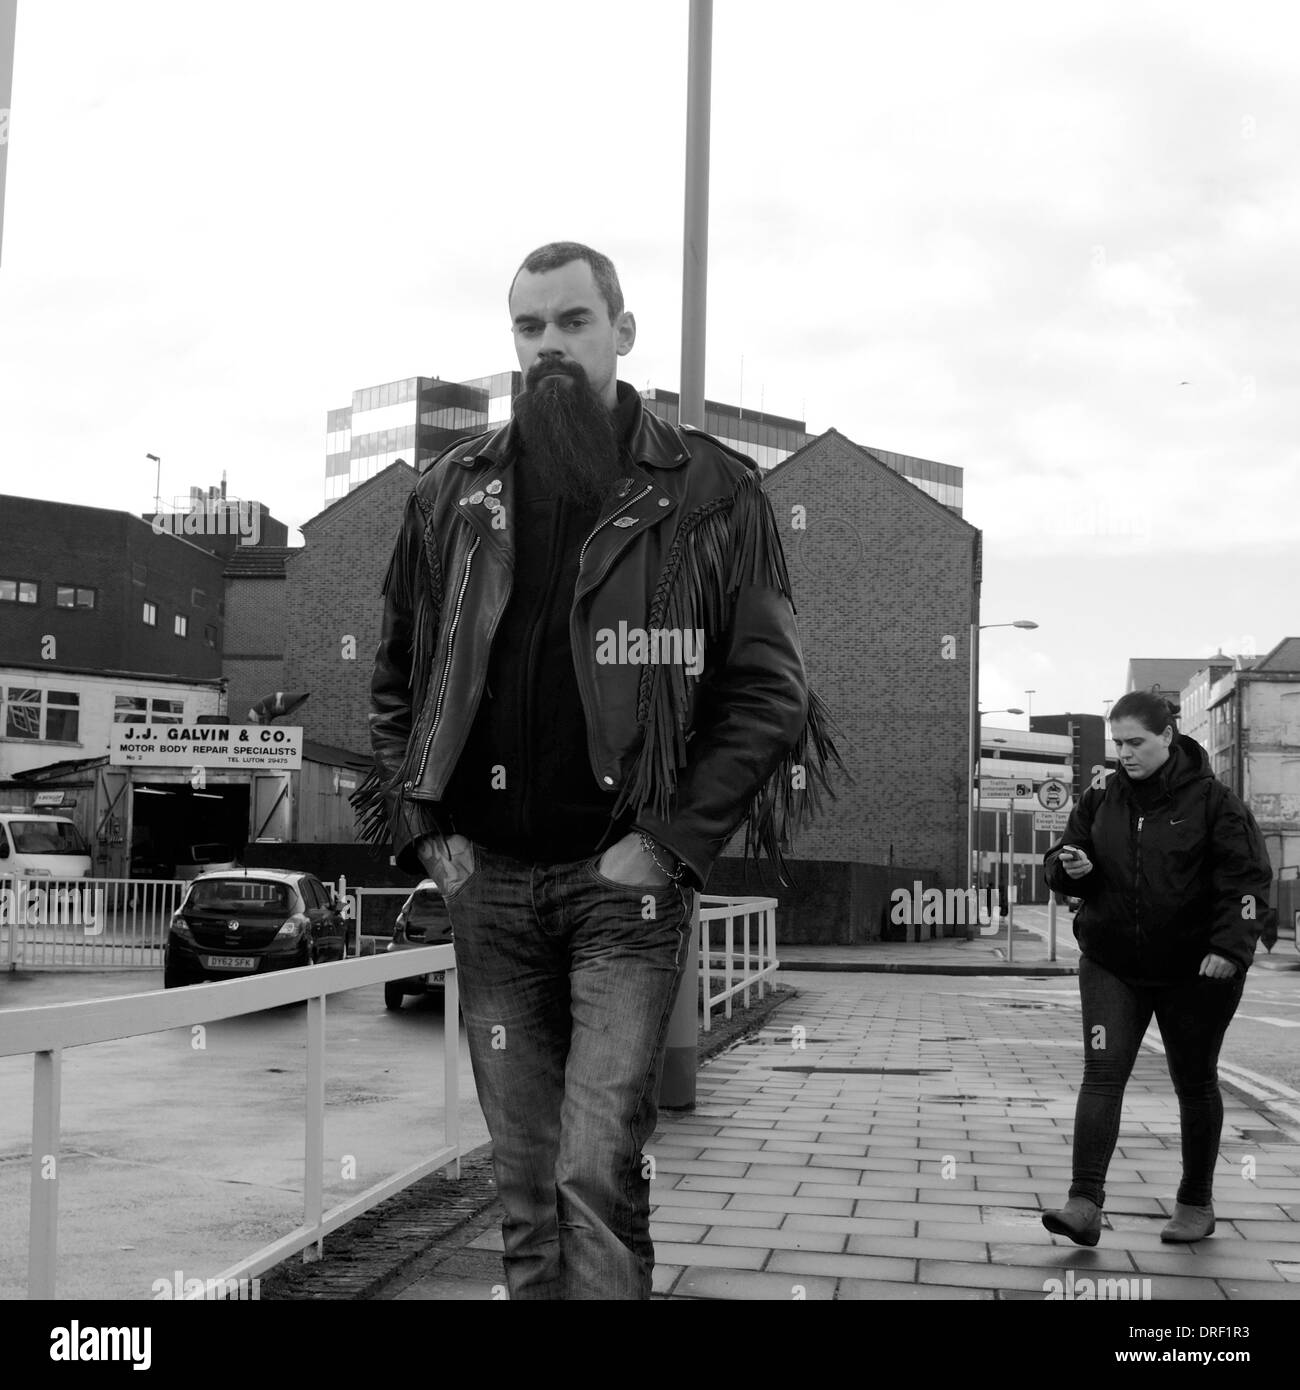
[356,241,838,1300]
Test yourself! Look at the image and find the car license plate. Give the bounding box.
[427,971,444,984]
[204,956,256,970]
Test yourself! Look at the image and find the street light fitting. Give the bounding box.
[979,619,1038,633]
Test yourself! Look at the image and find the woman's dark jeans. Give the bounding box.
[1069,955,1245,1208]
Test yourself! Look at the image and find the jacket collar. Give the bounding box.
[455,381,691,471]
[1114,734,1212,800]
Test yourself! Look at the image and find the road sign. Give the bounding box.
[1037,778,1071,810]
[981,777,1034,800]
[1034,810,1071,832]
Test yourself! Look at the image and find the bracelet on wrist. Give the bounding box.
[638,831,686,883]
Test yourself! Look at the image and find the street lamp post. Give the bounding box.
[977,710,1022,916]
[146,453,161,516]
[968,620,1038,892]
[662,0,713,1114]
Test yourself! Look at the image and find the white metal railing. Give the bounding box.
[698,893,779,1031]
[1,875,185,970]
[0,946,459,1299]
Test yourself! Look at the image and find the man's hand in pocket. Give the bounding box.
[596,832,670,887]
[416,832,474,895]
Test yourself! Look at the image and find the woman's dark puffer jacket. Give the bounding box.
[1043,733,1274,979]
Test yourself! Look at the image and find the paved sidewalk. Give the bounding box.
[777,903,1078,974]
[387,969,1300,1301]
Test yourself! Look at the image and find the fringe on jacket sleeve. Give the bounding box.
[349,489,445,853]
[615,466,850,886]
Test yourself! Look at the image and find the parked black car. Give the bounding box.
[384,880,453,1010]
[164,869,353,988]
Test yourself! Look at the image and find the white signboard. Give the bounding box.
[110,724,303,770]
[1037,778,1072,810]
[1034,810,1071,832]
[981,778,1034,800]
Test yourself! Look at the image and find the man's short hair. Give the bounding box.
[509,242,625,322]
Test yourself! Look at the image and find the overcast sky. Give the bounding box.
[1,0,1296,727]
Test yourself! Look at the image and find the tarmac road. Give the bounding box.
[0,967,486,1300]
[1012,905,1300,1122]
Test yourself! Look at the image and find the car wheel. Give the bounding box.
[164,967,189,990]
[384,981,405,1011]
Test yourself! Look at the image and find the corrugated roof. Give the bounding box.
[303,740,371,768]
[223,546,296,578]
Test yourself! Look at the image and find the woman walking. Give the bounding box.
[1041,691,1274,1247]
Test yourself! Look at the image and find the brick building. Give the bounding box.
[0,494,228,682]
[1203,637,1300,879]
[280,462,419,756]
[730,431,980,928]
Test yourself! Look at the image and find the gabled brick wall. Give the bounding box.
[757,431,979,888]
[281,463,419,756]
[223,578,287,718]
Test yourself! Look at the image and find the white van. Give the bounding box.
[0,811,93,878]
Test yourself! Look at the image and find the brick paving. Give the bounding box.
[385,966,1300,1301]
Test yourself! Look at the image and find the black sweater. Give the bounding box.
[437,390,641,863]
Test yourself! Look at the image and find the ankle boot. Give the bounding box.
[1161,1202,1215,1243]
[1041,1195,1102,1247]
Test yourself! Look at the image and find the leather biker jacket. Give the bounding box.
[355,387,840,889]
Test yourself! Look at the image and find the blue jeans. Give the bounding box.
[442,842,693,1300]
[1069,955,1245,1208]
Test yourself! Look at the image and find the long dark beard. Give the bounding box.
[514,361,619,507]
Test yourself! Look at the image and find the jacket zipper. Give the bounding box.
[1134,814,1144,939]
[578,486,653,573]
[412,535,480,787]
[573,485,654,786]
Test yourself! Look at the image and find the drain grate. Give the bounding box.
[929,1094,1046,1107]
[770,1065,950,1075]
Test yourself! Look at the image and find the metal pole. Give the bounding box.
[0,0,16,270]
[661,0,712,1112]
[1048,890,1057,962]
[303,994,325,1261]
[29,1047,61,1298]
[678,0,712,428]
[659,891,700,1110]
[1006,804,1014,963]
[968,623,978,890]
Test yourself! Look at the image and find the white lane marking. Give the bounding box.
[1215,1058,1300,1102]
[1236,1014,1300,1028]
